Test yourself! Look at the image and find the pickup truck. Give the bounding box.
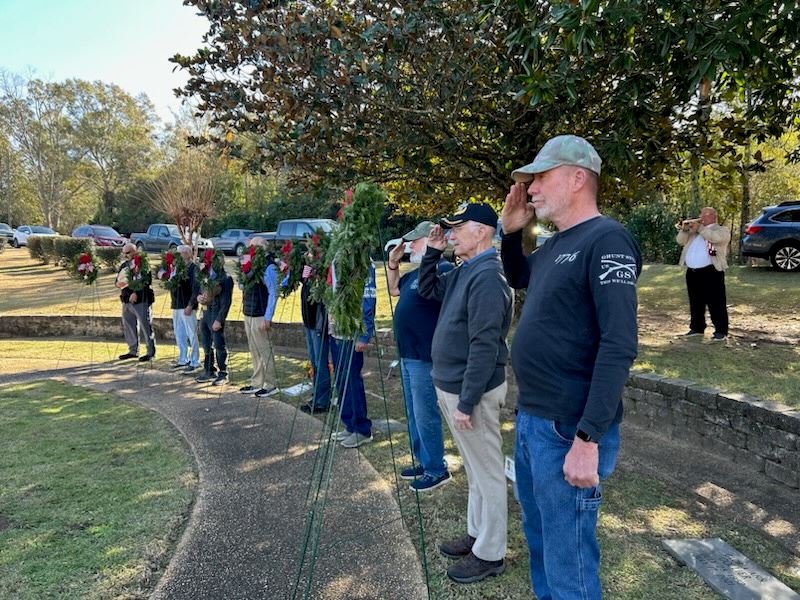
[130,223,213,252]
[249,218,337,245]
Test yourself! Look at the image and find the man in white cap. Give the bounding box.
[502,135,641,599]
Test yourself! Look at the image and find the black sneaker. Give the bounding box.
[138,354,155,362]
[409,472,452,493]
[300,403,330,414]
[254,387,276,398]
[400,465,424,480]
[181,365,200,376]
[446,552,505,584]
[239,385,259,395]
[171,362,189,370]
[195,372,215,383]
[711,332,728,342]
[682,330,703,337]
[439,535,476,559]
[212,372,229,386]
[118,353,137,360]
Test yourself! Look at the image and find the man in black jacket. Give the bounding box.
[418,203,512,584]
[196,262,234,386]
[501,135,641,599]
[116,243,156,362]
[299,261,332,413]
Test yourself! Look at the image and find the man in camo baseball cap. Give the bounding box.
[511,135,602,182]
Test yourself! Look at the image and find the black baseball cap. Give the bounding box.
[440,202,498,229]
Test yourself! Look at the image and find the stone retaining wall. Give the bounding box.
[2,315,797,489]
[0,315,397,361]
[624,372,800,489]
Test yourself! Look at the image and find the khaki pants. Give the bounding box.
[436,382,507,561]
[244,315,276,389]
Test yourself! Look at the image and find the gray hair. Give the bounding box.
[177,244,192,255]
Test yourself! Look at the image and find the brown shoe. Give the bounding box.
[438,534,476,559]
[447,552,505,584]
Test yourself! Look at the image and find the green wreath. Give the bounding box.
[235,244,268,290]
[325,183,384,337]
[196,249,225,299]
[279,239,306,299]
[156,250,188,291]
[307,229,331,304]
[126,251,152,291]
[69,252,100,285]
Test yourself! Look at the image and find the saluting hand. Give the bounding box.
[388,241,406,268]
[501,182,536,234]
[427,225,448,251]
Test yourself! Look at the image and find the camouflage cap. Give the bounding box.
[402,221,435,241]
[511,135,602,183]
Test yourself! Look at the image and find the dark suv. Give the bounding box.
[741,201,800,272]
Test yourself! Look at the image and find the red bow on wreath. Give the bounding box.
[132,255,141,272]
[311,234,320,247]
[165,252,174,265]
[78,253,92,264]
[203,249,214,263]
[281,240,292,256]
[241,254,252,274]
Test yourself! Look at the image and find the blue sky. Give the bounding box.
[0,0,209,122]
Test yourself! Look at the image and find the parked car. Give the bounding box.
[249,219,337,245]
[741,201,800,272]
[209,228,255,255]
[130,223,213,252]
[71,224,128,247]
[0,223,13,243]
[12,225,57,247]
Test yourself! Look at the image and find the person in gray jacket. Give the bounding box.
[417,202,512,584]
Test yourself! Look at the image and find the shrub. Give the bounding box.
[52,236,93,266]
[621,202,683,264]
[96,246,123,271]
[28,236,48,263]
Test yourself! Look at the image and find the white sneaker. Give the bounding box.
[331,430,352,441]
[341,433,373,448]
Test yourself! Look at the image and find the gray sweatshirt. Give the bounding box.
[418,247,512,414]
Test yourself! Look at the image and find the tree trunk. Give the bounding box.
[738,148,751,264]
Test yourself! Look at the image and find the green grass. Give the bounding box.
[0,247,399,328]
[0,380,197,599]
[3,343,799,599]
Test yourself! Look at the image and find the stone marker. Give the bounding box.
[281,382,312,397]
[662,538,800,600]
[372,418,406,434]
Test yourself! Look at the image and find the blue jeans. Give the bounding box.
[401,359,447,478]
[515,411,621,600]
[331,338,371,437]
[304,326,332,408]
[172,309,200,367]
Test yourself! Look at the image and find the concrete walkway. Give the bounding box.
[1,362,427,600]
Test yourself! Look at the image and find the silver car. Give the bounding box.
[209,228,255,255]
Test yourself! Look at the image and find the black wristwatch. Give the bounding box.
[576,429,597,444]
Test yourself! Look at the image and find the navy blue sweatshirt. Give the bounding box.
[419,247,512,415]
[502,216,641,441]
